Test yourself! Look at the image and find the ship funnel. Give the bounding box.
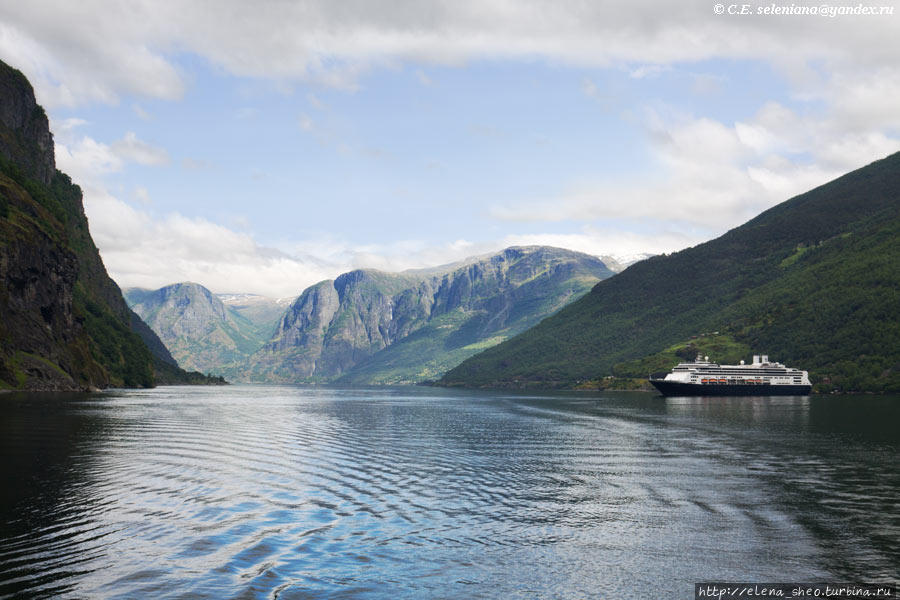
[753,354,760,365]
[761,355,769,363]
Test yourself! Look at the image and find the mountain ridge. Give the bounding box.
[440,152,900,392]
[130,247,614,384]
[241,245,613,384]
[124,282,283,375]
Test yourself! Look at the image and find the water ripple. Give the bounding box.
[0,388,897,598]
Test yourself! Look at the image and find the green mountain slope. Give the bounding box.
[125,283,280,375]
[441,153,900,393]
[217,293,289,343]
[0,60,221,390]
[244,246,613,384]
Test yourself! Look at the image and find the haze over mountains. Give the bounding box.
[126,246,614,384]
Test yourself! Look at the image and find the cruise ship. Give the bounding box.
[649,354,812,396]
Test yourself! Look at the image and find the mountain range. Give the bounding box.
[125,247,613,384]
[441,152,900,393]
[0,60,220,390]
[6,56,895,394]
[124,284,287,374]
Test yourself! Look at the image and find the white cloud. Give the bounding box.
[132,103,151,120]
[629,64,667,79]
[1,1,897,108]
[110,132,170,166]
[85,192,628,298]
[691,72,724,95]
[6,1,899,289]
[274,235,485,276]
[501,228,696,260]
[581,77,600,99]
[55,131,170,184]
[306,93,326,110]
[415,69,433,87]
[271,231,672,281]
[82,188,334,298]
[55,135,123,179]
[490,89,899,234]
[0,12,183,107]
[181,157,210,170]
[52,117,88,134]
[134,186,151,205]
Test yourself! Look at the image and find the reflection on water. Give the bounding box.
[0,387,897,598]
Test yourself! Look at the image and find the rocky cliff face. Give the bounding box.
[0,59,201,390]
[244,246,613,384]
[0,174,105,389]
[126,283,281,374]
[263,280,341,376]
[132,283,229,339]
[0,62,54,185]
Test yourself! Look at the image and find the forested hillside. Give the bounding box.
[441,153,900,393]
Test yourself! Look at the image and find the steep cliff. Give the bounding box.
[125,283,280,374]
[243,246,613,384]
[0,63,54,186]
[0,59,212,390]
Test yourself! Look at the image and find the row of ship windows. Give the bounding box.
[690,377,803,381]
[675,366,797,372]
[673,369,797,375]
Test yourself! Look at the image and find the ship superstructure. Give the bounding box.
[649,354,812,396]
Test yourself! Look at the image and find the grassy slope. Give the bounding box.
[336,308,488,384]
[222,300,285,349]
[441,152,900,392]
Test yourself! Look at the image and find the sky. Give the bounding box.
[1,0,898,298]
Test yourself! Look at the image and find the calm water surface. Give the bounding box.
[0,386,897,598]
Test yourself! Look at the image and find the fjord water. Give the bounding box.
[0,387,896,599]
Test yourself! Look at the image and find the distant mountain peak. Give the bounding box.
[241,245,614,384]
[599,253,655,273]
[126,282,288,374]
